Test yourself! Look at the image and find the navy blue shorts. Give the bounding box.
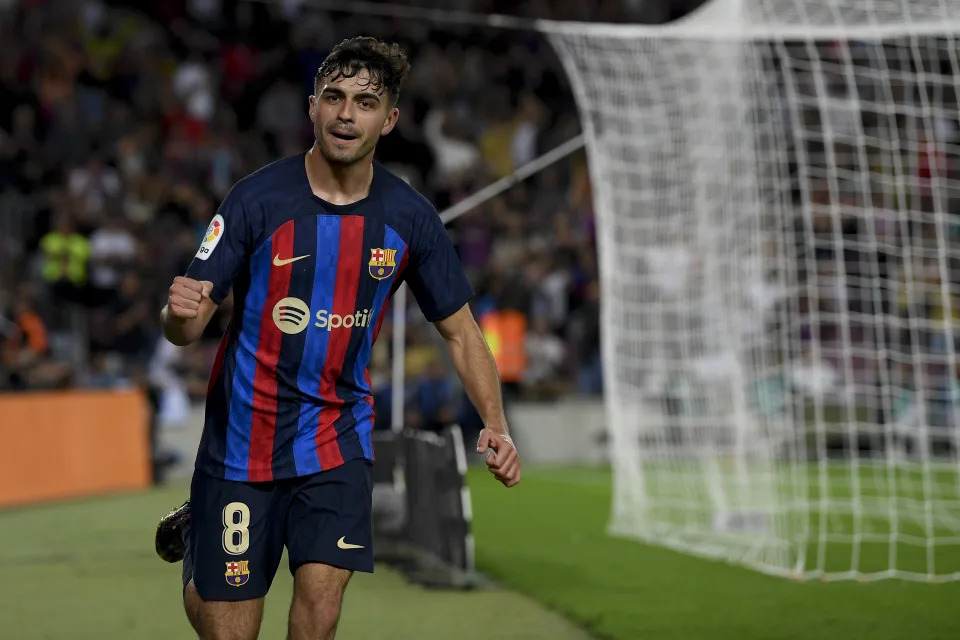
[182,458,374,601]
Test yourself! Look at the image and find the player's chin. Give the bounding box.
[325,141,369,164]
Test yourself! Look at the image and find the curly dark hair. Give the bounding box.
[314,36,410,107]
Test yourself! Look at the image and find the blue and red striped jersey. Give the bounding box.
[184,154,474,482]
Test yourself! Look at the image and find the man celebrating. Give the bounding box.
[154,36,520,640]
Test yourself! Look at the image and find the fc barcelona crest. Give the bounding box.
[369,247,397,280]
[225,560,250,587]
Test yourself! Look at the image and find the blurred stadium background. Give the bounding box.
[3,0,960,638]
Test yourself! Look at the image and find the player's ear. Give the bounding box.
[381,107,399,136]
[308,95,317,124]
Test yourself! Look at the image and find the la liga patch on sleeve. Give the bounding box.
[196,214,225,261]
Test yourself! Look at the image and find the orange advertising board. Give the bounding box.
[0,389,151,507]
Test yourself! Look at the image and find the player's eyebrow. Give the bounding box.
[320,87,382,103]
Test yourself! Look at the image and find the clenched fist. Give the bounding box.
[477,428,521,487]
[167,276,215,320]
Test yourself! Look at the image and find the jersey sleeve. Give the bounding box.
[184,190,252,304]
[405,208,475,323]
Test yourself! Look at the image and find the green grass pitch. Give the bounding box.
[0,480,588,640]
[3,466,960,639]
[468,465,960,640]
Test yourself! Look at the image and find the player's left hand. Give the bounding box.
[476,428,521,487]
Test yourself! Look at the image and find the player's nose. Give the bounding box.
[336,102,356,122]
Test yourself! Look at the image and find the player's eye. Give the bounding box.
[325,94,340,103]
[359,100,374,109]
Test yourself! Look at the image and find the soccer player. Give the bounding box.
[153,36,520,640]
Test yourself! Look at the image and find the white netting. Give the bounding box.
[542,0,960,581]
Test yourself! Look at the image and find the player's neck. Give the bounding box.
[304,146,374,206]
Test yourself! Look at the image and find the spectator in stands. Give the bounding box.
[406,355,458,433]
[524,315,566,399]
[68,154,122,224]
[92,269,154,360]
[86,213,138,305]
[39,213,90,304]
[0,291,73,390]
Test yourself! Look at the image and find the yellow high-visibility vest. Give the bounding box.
[480,310,527,383]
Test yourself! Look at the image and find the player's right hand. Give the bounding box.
[477,428,521,488]
[167,276,214,320]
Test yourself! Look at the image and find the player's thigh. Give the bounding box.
[286,458,375,575]
[185,469,289,602]
[184,580,264,640]
[292,561,353,607]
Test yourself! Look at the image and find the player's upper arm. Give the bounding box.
[184,187,254,304]
[405,207,474,323]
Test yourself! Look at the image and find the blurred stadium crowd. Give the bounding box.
[640,40,960,449]
[3,0,958,451]
[778,39,960,441]
[0,0,711,432]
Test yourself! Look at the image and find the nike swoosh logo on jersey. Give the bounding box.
[337,536,364,550]
[273,254,310,267]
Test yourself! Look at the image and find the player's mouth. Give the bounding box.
[330,130,360,142]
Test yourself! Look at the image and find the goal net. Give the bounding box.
[541,0,960,582]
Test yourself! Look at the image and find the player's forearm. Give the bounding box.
[161,304,207,346]
[446,323,509,434]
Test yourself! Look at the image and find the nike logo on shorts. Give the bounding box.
[337,536,364,550]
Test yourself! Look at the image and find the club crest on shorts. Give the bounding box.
[225,560,250,587]
[368,247,397,280]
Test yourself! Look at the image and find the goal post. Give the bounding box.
[539,0,960,582]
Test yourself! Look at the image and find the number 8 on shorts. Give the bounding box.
[183,471,289,601]
[222,502,250,555]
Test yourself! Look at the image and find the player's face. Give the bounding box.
[309,70,399,166]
